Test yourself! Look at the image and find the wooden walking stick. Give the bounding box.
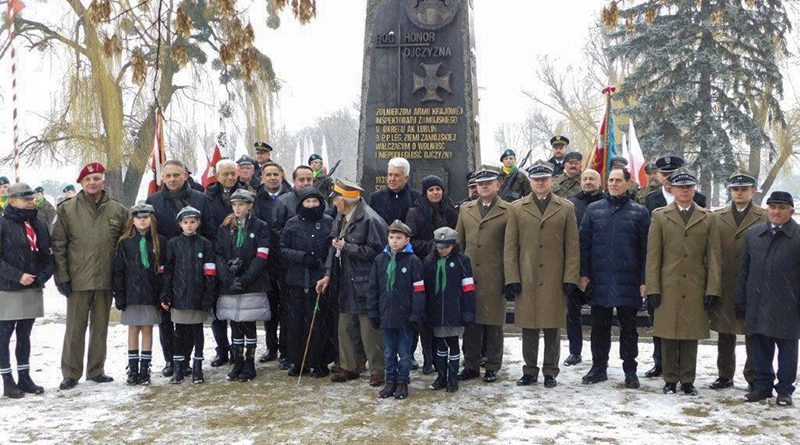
[297,291,323,385]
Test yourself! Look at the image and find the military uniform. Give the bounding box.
[552,173,581,199]
[498,168,531,202]
[635,184,658,205]
[548,136,570,177]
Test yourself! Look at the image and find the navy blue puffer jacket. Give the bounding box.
[579,193,650,308]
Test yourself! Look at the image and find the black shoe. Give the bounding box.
[126,366,139,386]
[430,375,447,390]
[138,363,151,386]
[544,376,557,388]
[516,374,537,386]
[663,382,677,394]
[563,354,582,366]
[681,383,698,396]
[479,357,487,368]
[17,371,44,395]
[162,361,174,378]
[776,394,793,407]
[624,373,640,389]
[379,381,397,398]
[210,353,229,368]
[394,382,409,399]
[227,347,244,381]
[259,350,277,363]
[192,360,205,384]
[459,367,480,381]
[169,362,185,384]
[446,376,459,393]
[237,349,257,382]
[88,374,114,383]
[59,378,78,390]
[287,364,309,377]
[582,366,608,384]
[278,358,292,371]
[409,358,419,371]
[744,388,774,402]
[483,370,498,383]
[2,374,24,399]
[310,367,330,378]
[645,366,662,378]
[708,377,734,390]
[422,362,434,375]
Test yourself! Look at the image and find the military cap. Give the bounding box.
[726,171,757,188]
[563,151,583,163]
[526,160,555,179]
[610,156,628,166]
[230,189,255,204]
[766,191,793,206]
[655,154,685,173]
[387,219,412,237]
[550,135,570,147]
[467,176,478,187]
[254,142,273,152]
[34,186,44,194]
[76,162,105,182]
[644,163,659,173]
[308,153,323,164]
[331,178,364,199]
[8,183,34,199]
[473,166,501,183]
[130,203,156,217]
[433,226,458,246]
[500,149,516,162]
[177,205,202,221]
[62,184,76,193]
[236,155,256,166]
[0,176,9,186]
[668,168,697,187]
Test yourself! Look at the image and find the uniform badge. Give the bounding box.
[198,252,204,258]
[449,262,455,267]
[401,267,407,273]
[250,233,255,238]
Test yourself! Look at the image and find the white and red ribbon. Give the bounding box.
[203,262,216,276]
[256,247,269,260]
[461,277,475,292]
[413,280,425,293]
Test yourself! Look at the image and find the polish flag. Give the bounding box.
[627,119,648,187]
[203,263,216,276]
[201,133,225,188]
[256,247,269,260]
[147,107,166,196]
[461,277,475,292]
[413,280,425,293]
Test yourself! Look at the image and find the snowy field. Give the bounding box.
[0,288,797,444]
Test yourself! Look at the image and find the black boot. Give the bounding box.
[581,365,608,384]
[162,361,174,378]
[2,373,24,399]
[446,358,460,393]
[227,346,244,381]
[17,370,44,395]
[126,359,139,386]
[379,380,396,398]
[169,360,185,384]
[422,349,434,375]
[237,347,257,382]
[139,352,152,385]
[192,359,205,384]
[430,351,448,390]
[394,382,409,399]
[210,347,229,367]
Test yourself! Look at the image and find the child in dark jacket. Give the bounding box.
[367,220,425,400]
[112,204,166,385]
[423,227,476,392]
[160,206,216,384]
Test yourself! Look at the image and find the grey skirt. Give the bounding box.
[0,288,44,321]
[121,304,162,326]
[171,308,208,324]
[433,326,465,338]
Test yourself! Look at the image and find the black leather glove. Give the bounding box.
[703,295,720,311]
[562,283,578,298]
[370,318,381,330]
[302,253,318,268]
[57,281,72,297]
[114,299,126,311]
[229,278,244,292]
[647,294,662,309]
[735,304,746,320]
[227,258,243,275]
[504,283,521,302]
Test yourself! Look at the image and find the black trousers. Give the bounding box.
[646,300,662,368]
[566,292,584,356]
[434,336,460,356]
[590,306,639,374]
[286,287,335,369]
[158,308,174,362]
[0,319,34,372]
[174,323,204,362]
[411,325,434,365]
[264,273,287,356]
[211,318,230,356]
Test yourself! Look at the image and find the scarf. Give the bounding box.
[138,235,150,269]
[235,218,246,248]
[386,253,397,292]
[0,196,8,209]
[24,221,39,252]
[297,204,324,222]
[435,257,447,296]
[502,165,517,175]
[35,197,45,207]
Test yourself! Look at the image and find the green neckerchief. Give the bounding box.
[313,168,323,179]
[138,235,150,269]
[0,196,8,209]
[435,257,447,296]
[502,165,517,175]
[235,218,245,248]
[35,197,45,207]
[386,252,398,292]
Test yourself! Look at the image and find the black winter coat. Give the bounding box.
[146,182,214,241]
[255,183,291,272]
[579,194,650,308]
[645,188,707,214]
[205,182,246,240]
[547,156,565,177]
[367,244,426,328]
[0,206,54,291]
[215,214,270,295]
[281,212,333,290]
[161,234,216,310]
[368,183,420,225]
[405,196,458,259]
[188,177,204,193]
[113,233,166,307]
[570,191,603,227]
[423,250,476,327]
[735,219,800,340]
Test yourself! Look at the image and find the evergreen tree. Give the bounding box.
[604,0,790,193]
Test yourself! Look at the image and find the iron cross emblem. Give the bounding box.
[412,63,452,103]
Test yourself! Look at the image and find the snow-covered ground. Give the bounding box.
[0,288,797,444]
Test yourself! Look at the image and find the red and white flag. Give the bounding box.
[627,119,648,187]
[7,0,25,20]
[147,107,166,196]
[201,132,226,188]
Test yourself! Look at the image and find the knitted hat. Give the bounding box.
[421,175,445,193]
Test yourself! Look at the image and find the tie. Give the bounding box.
[139,236,150,269]
[23,221,38,252]
[386,254,397,292]
[435,257,447,296]
[235,220,245,248]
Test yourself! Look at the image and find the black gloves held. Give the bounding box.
[370,318,381,330]
[735,304,746,320]
[647,294,662,309]
[57,281,72,297]
[227,258,243,275]
[703,295,720,311]
[229,278,244,292]
[504,283,521,302]
[562,283,578,298]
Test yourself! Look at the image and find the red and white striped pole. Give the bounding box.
[7,0,26,183]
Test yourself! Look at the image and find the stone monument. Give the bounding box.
[357,0,480,200]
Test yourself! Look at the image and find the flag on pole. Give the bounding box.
[7,0,26,183]
[589,86,618,186]
[201,132,226,188]
[147,107,166,196]
[6,0,25,19]
[627,119,648,187]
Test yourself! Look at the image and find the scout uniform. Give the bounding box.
[498,149,531,202]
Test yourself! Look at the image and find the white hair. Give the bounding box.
[387,157,411,176]
[215,159,237,172]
